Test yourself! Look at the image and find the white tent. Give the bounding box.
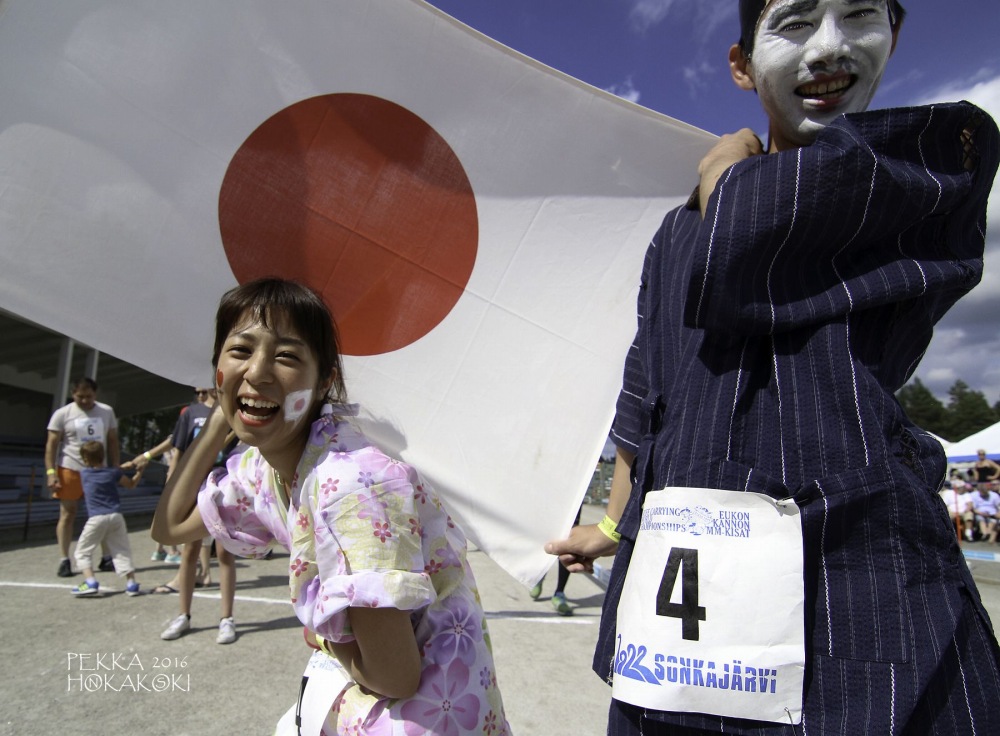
[945,421,1000,462]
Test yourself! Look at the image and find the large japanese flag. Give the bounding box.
[0,0,714,584]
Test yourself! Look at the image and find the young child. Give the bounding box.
[153,278,510,735]
[71,440,144,596]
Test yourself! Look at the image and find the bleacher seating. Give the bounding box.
[0,449,165,538]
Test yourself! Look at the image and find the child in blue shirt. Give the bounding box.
[71,440,144,596]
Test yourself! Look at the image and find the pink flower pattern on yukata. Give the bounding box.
[196,412,508,735]
[434,545,462,571]
[356,490,389,526]
[426,598,484,665]
[372,521,393,543]
[400,660,481,736]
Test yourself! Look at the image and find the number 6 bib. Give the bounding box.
[613,486,805,725]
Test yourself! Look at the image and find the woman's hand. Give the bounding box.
[151,405,232,545]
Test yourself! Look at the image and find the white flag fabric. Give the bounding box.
[0,0,715,584]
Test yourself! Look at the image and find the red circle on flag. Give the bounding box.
[218,94,478,356]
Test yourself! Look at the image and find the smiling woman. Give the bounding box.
[151,278,510,735]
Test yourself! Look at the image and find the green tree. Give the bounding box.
[897,378,947,437]
[117,407,182,457]
[944,380,998,441]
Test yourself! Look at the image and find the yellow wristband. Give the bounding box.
[143,452,152,460]
[314,633,334,655]
[598,515,621,543]
[46,468,56,476]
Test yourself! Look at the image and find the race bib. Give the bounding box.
[74,416,106,444]
[273,650,350,736]
[613,486,805,725]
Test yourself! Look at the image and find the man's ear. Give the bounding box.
[889,24,901,56]
[729,44,755,91]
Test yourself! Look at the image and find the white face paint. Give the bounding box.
[750,0,894,150]
[283,388,314,423]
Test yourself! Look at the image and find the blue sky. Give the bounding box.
[427,0,1000,410]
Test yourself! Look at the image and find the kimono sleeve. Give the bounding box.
[304,452,436,643]
[197,453,275,559]
[687,103,999,335]
[610,229,658,454]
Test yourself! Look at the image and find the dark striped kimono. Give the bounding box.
[601,102,1000,735]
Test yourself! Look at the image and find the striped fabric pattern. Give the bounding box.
[599,103,1000,735]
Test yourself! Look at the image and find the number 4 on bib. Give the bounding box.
[655,548,706,641]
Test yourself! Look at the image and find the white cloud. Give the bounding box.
[912,72,1000,114]
[605,76,642,104]
[628,0,677,33]
[682,60,716,97]
[627,0,735,39]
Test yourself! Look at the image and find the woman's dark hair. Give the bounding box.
[738,0,906,59]
[212,278,347,403]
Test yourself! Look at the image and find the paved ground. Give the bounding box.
[1,504,999,736]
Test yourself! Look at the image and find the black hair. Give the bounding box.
[213,278,347,404]
[72,376,98,392]
[738,0,906,59]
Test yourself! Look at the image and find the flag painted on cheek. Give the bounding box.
[0,0,715,583]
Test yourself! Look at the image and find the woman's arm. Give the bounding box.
[133,434,175,471]
[151,406,230,545]
[326,608,421,699]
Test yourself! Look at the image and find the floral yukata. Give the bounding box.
[198,405,510,736]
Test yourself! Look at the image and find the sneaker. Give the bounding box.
[161,614,191,640]
[98,556,115,572]
[126,581,142,597]
[57,559,73,578]
[165,553,183,564]
[151,550,167,562]
[528,582,542,600]
[551,592,572,616]
[71,580,99,597]
[216,617,237,645]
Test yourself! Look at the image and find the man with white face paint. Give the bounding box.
[547,1,1000,733]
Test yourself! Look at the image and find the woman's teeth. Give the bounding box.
[240,397,279,417]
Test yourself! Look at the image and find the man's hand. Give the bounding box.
[46,473,61,497]
[545,524,619,574]
[698,128,764,217]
